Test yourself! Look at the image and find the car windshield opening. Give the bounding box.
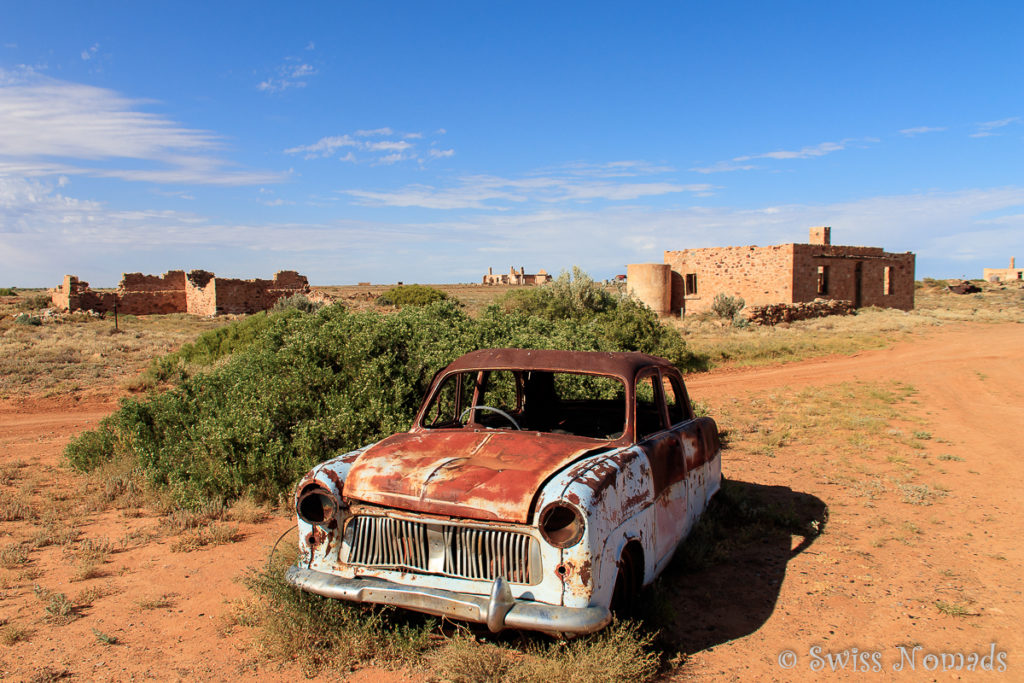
[422,370,626,440]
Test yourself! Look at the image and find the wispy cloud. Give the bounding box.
[970,117,1021,138]
[343,168,714,209]
[258,56,317,93]
[734,139,855,162]
[899,125,947,137]
[0,68,280,186]
[690,160,758,174]
[694,138,869,173]
[80,43,100,61]
[285,128,449,165]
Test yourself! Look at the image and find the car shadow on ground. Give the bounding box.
[637,478,828,654]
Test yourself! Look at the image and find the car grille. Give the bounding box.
[346,515,536,584]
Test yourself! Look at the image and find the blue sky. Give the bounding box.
[2,1,1022,286]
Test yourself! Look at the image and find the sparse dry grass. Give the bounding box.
[135,593,177,610]
[0,294,230,397]
[670,280,1024,370]
[171,523,241,552]
[241,553,660,681]
[1,623,31,645]
[0,543,29,569]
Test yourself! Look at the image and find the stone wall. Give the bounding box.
[791,245,915,311]
[663,244,795,314]
[983,257,1023,282]
[745,299,855,325]
[50,269,313,316]
[50,275,117,313]
[117,271,187,314]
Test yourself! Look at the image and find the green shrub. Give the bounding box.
[17,293,52,311]
[0,287,16,296]
[271,293,324,314]
[14,313,42,326]
[376,284,451,307]
[711,293,745,319]
[66,277,706,508]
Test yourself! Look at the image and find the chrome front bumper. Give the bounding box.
[286,565,611,636]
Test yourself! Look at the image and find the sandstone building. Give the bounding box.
[628,227,915,315]
[50,270,316,316]
[482,266,553,285]
[983,257,1022,282]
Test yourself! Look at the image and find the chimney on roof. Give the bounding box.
[810,226,831,245]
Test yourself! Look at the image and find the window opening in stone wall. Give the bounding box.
[685,273,697,296]
[816,266,830,295]
[883,266,892,295]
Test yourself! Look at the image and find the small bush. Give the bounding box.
[1,624,30,645]
[13,313,42,326]
[711,293,745,319]
[17,293,52,311]
[0,287,16,296]
[271,293,324,314]
[376,284,452,307]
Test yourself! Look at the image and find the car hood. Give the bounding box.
[342,430,612,523]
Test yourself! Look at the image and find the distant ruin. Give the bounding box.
[983,257,1022,282]
[482,266,553,286]
[50,270,319,316]
[628,227,916,316]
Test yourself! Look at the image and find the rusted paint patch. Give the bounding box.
[344,431,612,523]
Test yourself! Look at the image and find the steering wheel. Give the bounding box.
[459,405,521,430]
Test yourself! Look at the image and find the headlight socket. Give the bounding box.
[539,502,585,548]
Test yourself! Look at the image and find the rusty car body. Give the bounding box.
[287,348,721,635]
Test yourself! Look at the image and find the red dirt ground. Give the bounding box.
[1,322,1021,681]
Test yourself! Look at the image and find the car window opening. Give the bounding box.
[423,369,626,440]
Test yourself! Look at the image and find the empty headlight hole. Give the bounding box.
[297,487,337,525]
[540,503,584,548]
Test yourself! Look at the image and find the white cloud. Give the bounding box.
[355,127,394,137]
[258,56,317,93]
[0,68,280,185]
[695,138,871,173]
[970,117,1021,138]
[283,135,358,159]
[285,128,451,165]
[429,148,455,159]
[343,169,713,209]
[80,43,99,61]
[734,139,853,162]
[690,160,757,174]
[899,126,947,137]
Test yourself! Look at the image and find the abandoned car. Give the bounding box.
[287,348,721,635]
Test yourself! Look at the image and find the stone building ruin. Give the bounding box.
[50,270,319,316]
[628,227,916,316]
[482,266,553,286]
[983,257,1022,282]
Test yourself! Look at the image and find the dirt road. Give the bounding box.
[1,322,1021,681]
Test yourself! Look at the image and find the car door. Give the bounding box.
[634,369,688,565]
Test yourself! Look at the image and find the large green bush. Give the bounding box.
[376,284,451,307]
[67,279,706,508]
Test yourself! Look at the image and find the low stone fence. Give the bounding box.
[745,299,854,325]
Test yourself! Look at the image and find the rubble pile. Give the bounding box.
[745,299,855,326]
[946,280,982,295]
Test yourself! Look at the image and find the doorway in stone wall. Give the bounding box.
[854,261,863,308]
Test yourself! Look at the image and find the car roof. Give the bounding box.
[442,348,676,382]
